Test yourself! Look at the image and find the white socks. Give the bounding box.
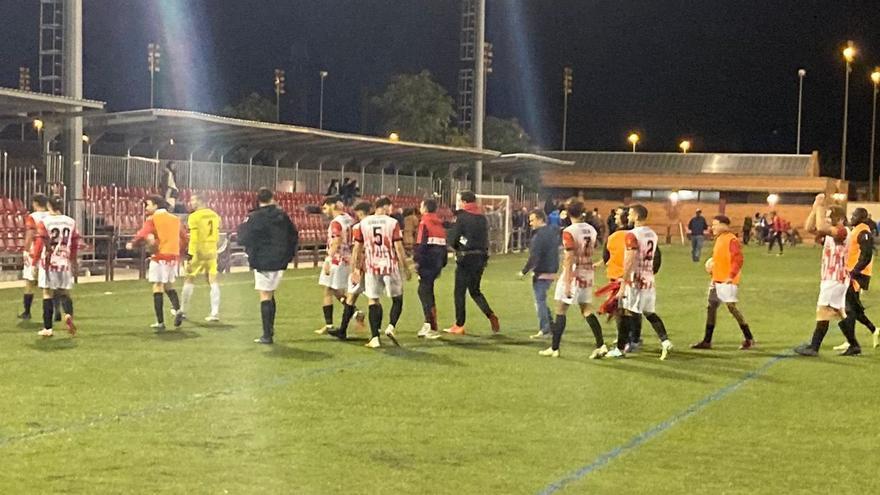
[181,282,195,313]
[210,283,221,317]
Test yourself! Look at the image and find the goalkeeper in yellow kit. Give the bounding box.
[179,193,222,323]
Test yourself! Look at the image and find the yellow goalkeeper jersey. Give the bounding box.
[188,207,221,258]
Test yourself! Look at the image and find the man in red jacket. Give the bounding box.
[414,198,447,339]
[768,211,785,255]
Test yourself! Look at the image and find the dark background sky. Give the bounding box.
[1,0,880,179]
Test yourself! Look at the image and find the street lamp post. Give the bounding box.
[841,41,856,180]
[628,132,640,153]
[319,70,328,129]
[797,69,806,154]
[562,66,573,150]
[147,43,161,108]
[871,68,880,201]
[274,69,286,123]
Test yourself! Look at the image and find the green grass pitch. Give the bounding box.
[1,245,878,494]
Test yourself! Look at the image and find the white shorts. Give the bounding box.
[817,280,848,311]
[364,273,403,300]
[255,270,284,291]
[38,269,73,291]
[22,256,37,281]
[319,263,350,291]
[709,282,739,304]
[621,285,656,314]
[554,274,594,305]
[348,274,365,296]
[148,259,179,284]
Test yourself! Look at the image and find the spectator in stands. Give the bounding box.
[742,215,753,244]
[607,208,618,235]
[237,187,299,344]
[402,208,420,255]
[326,179,339,197]
[162,162,179,211]
[687,209,709,262]
[768,211,784,255]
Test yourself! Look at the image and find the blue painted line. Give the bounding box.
[537,353,791,495]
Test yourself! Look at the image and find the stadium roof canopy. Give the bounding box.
[536,151,832,193]
[0,87,105,125]
[84,109,501,168]
[538,151,817,177]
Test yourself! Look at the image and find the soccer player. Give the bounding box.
[611,204,674,360]
[795,195,851,356]
[809,205,876,355]
[691,215,756,350]
[600,207,643,351]
[316,196,356,334]
[414,198,447,339]
[444,191,500,335]
[31,196,79,337]
[351,196,411,348]
[237,188,299,344]
[126,195,184,331]
[327,201,370,340]
[179,193,222,323]
[519,209,559,340]
[539,199,607,358]
[19,193,50,320]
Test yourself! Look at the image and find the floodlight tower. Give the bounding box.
[274,69,286,123]
[457,0,486,193]
[39,0,64,95]
[148,43,161,107]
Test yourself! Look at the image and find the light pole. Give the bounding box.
[319,70,328,129]
[562,66,573,150]
[628,132,640,153]
[147,43,161,108]
[841,41,856,180]
[870,68,880,201]
[797,69,806,154]
[18,66,30,141]
[274,69,286,123]
[679,140,691,154]
[82,134,91,190]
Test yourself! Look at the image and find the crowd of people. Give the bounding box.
[15,189,879,358]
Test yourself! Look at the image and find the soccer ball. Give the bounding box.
[704,257,714,274]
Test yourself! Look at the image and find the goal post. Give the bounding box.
[456,192,511,255]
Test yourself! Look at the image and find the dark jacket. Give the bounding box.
[237,204,298,271]
[688,215,708,235]
[447,204,489,257]
[414,212,448,274]
[521,225,560,276]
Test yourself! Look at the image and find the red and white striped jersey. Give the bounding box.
[353,214,402,275]
[562,222,597,280]
[33,214,79,273]
[821,225,849,284]
[625,226,658,289]
[327,213,354,265]
[25,211,50,248]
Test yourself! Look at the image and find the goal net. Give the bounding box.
[456,193,511,255]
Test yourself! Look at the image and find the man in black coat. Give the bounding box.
[444,191,499,335]
[237,187,299,344]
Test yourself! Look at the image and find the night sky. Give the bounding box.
[2,0,880,179]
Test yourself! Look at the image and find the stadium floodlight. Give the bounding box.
[388,132,400,141]
[679,140,691,154]
[33,119,44,132]
[841,41,856,180]
[797,69,806,154]
[148,43,161,108]
[18,66,31,91]
[562,66,573,150]
[319,70,329,129]
[870,67,880,201]
[767,194,780,206]
[628,132,640,152]
[274,68,286,123]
